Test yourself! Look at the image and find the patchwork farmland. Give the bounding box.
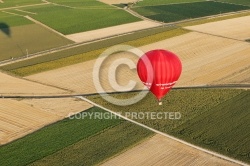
[88,89,250,163]
[22,4,141,34]
[0,12,72,61]
[0,0,249,165]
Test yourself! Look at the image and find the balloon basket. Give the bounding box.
[158,101,162,106]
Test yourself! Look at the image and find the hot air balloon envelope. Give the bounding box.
[137,49,182,104]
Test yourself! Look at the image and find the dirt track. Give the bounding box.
[185,16,250,40]
[101,134,238,166]
[66,20,161,43]
[27,32,250,94]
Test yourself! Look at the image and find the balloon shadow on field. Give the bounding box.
[0,23,11,37]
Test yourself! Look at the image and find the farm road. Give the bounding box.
[1,84,249,98]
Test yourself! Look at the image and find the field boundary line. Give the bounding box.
[0,24,172,66]
[125,8,164,24]
[1,10,24,17]
[183,28,247,42]
[211,0,250,7]
[0,2,49,11]
[78,96,250,166]
[15,9,37,15]
[24,16,67,39]
[133,0,205,8]
[0,84,249,98]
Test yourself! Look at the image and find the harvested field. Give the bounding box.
[101,134,238,166]
[66,20,162,43]
[0,97,92,145]
[27,32,250,94]
[27,51,142,94]
[0,107,124,166]
[185,16,250,40]
[0,99,60,145]
[0,71,67,96]
[22,98,93,117]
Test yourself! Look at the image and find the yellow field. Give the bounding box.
[0,99,60,145]
[27,32,250,94]
[0,98,92,145]
[101,134,238,166]
[66,20,162,43]
[0,71,68,96]
[22,98,93,117]
[185,16,250,40]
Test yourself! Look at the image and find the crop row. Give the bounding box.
[0,107,153,166]
[215,0,250,6]
[0,0,41,9]
[2,28,188,76]
[88,89,250,163]
[133,0,205,6]
[23,4,141,35]
[132,1,250,23]
[30,121,153,166]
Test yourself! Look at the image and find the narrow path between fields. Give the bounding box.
[25,16,67,39]
[78,96,249,166]
[0,2,49,11]
[1,10,24,16]
[125,8,163,24]
[15,9,37,15]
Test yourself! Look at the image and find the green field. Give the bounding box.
[0,23,72,61]
[88,89,250,163]
[132,1,250,22]
[0,0,42,8]
[0,12,32,27]
[1,28,188,76]
[49,0,111,8]
[134,0,205,6]
[29,122,153,166]
[0,107,153,166]
[0,11,72,61]
[21,4,140,34]
[215,0,250,6]
[178,10,250,27]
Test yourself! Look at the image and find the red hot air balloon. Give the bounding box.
[137,49,182,105]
